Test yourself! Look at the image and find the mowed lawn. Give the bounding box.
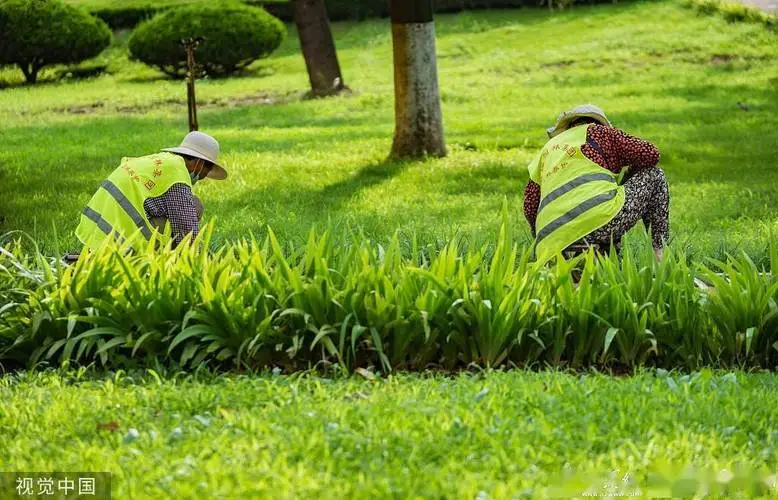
[2,369,778,498]
[1,1,777,260]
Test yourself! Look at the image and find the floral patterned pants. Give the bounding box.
[575,167,670,252]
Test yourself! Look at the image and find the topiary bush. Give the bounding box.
[128,3,286,78]
[0,0,112,84]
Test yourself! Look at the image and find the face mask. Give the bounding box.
[190,160,204,185]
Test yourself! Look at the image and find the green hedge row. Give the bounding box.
[91,0,619,30]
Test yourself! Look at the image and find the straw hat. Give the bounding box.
[546,104,611,138]
[162,131,227,180]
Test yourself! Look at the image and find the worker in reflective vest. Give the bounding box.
[75,131,227,253]
[525,104,669,265]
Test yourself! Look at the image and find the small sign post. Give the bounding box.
[180,37,204,132]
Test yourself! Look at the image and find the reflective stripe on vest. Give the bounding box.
[536,172,616,214]
[100,180,153,240]
[536,188,618,245]
[82,207,126,244]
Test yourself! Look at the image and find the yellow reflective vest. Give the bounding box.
[527,125,625,265]
[75,152,192,252]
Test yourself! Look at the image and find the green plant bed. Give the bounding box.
[2,209,778,373]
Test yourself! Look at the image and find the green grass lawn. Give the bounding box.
[2,1,777,262]
[2,369,778,498]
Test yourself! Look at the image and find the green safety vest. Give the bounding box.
[527,124,625,265]
[75,152,192,252]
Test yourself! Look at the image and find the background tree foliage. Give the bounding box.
[0,0,111,83]
[128,2,285,78]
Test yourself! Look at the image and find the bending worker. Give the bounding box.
[524,104,669,264]
[75,131,226,252]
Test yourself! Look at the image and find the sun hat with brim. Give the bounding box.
[162,131,227,180]
[546,104,611,138]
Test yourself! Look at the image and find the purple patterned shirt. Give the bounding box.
[143,183,199,247]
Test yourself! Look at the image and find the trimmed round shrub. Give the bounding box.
[0,0,112,84]
[128,3,286,78]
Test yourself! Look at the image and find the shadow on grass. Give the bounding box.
[622,95,778,182]
[206,160,408,233]
[0,77,62,90]
[123,64,278,84]
[0,64,113,89]
[327,2,635,52]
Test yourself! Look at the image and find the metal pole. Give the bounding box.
[180,37,203,132]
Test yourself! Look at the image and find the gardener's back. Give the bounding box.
[75,131,227,253]
[524,104,668,263]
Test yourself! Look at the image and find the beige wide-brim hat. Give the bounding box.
[162,131,227,180]
[546,104,611,138]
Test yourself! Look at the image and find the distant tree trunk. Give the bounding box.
[19,62,40,84]
[294,0,346,97]
[389,0,446,160]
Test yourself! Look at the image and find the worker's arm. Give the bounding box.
[523,181,540,238]
[524,148,546,238]
[611,127,660,170]
[583,125,660,176]
[156,183,200,247]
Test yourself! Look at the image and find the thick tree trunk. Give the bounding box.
[19,63,38,84]
[294,0,346,97]
[389,0,446,159]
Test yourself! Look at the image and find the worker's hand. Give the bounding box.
[149,216,168,231]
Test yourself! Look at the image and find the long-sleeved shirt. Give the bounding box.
[143,183,199,247]
[523,124,660,235]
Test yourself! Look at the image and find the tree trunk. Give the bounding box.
[294,0,346,97]
[389,0,446,159]
[19,63,38,84]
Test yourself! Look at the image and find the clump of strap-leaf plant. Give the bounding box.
[1,208,777,373]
